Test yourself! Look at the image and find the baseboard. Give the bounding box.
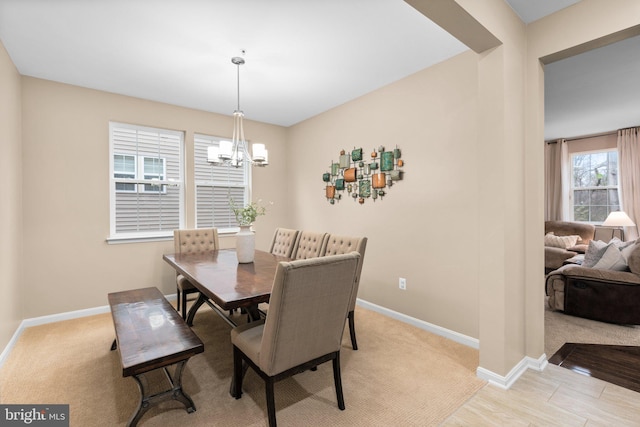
[356,299,480,349]
[356,299,549,389]
[476,353,549,389]
[0,293,177,369]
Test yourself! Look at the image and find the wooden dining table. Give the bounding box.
[163,249,290,327]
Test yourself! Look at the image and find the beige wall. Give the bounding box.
[0,41,22,350]
[20,77,288,318]
[289,50,480,338]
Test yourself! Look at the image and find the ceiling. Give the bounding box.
[3,0,633,138]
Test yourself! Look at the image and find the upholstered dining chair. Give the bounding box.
[269,228,299,258]
[230,252,360,427]
[173,228,219,319]
[323,234,368,350]
[290,230,329,260]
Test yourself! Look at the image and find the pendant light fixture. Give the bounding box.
[208,53,268,167]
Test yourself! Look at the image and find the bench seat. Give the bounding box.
[108,287,204,427]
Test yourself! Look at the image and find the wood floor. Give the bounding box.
[442,362,640,426]
[549,343,640,394]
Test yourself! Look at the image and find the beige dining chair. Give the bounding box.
[268,228,299,258]
[230,252,360,427]
[290,230,329,260]
[323,234,368,350]
[173,228,219,319]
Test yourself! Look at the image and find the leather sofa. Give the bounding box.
[545,221,595,274]
[546,240,640,325]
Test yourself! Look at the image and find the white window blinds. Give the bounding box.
[109,122,184,239]
[194,134,249,230]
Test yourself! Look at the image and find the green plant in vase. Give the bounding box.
[230,199,267,226]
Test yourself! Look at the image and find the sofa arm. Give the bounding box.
[545,247,577,271]
[555,265,640,285]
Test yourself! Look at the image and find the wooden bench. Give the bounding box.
[108,287,204,427]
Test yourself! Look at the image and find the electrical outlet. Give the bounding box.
[399,277,407,290]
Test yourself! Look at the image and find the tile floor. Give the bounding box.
[442,363,640,426]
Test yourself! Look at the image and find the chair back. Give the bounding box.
[259,252,360,376]
[291,230,329,260]
[269,228,299,258]
[324,235,367,311]
[174,228,219,254]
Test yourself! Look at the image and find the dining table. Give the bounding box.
[163,248,290,327]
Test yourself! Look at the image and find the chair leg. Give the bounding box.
[181,291,188,320]
[176,286,181,312]
[348,310,358,350]
[266,377,277,427]
[232,346,244,399]
[332,352,345,410]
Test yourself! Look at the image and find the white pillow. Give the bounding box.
[582,240,609,267]
[592,244,628,271]
[544,232,580,249]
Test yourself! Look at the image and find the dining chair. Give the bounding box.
[323,234,368,350]
[269,228,299,258]
[173,228,219,319]
[230,252,360,427]
[290,230,329,260]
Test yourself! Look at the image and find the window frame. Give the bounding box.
[193,133,251,233]
[108,122,185,243]
[569,148,619,223]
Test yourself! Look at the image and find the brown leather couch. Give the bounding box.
[546,240,640,325]
[545,221,596,274]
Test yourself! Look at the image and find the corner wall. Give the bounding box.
[0,40,22,351]
[288,50,481,338]
[20,78,288,318]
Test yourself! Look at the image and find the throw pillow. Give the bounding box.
[621,241,638,262]
[627,244,640,274]
[582,240,609,267]
[592,244,628,271]
[544,233,580,249]
[608,237,635,250]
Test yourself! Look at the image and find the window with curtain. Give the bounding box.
[109,122,183,240]
[570,149,619,222]
[194,134,250,231]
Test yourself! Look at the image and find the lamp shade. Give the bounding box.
[252,143,267,162]
[219,140,233,160]
[602,211,635,227]
[207,146,220,163]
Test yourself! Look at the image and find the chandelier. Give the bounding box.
[208,55,268,167]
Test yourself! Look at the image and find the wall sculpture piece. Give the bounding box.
[323,146,404,204]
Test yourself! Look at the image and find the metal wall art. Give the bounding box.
[323,146,404,204]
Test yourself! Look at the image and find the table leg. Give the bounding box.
[246,304,262,322]
[186,293,207,326]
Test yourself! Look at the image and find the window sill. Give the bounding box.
[106,234,173,245]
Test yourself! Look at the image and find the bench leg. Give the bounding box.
[127,360,196,427]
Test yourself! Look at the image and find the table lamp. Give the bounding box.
[602,211,636,241]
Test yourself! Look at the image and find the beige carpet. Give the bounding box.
[0,306,484,427]
[545,297,640,357]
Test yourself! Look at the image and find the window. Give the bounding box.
[113,154,166,193]
[570,150,619,222]
[194,134,250,230]
[109,122,184,240]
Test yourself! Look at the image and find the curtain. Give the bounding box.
[544,139,568,221]
[618,127,640,241]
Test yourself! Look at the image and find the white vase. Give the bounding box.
[236,225,255,263]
